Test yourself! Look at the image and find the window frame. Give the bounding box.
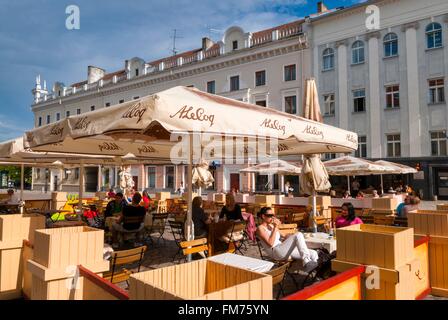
[147,166,157,188]
[353,89,366,113]
[322,48,335,71]
[430,131,447,156]
[207,80,216,94]
[386,134,401,158]
[284,64,297,82]
[384,33,398,57]
[385,85,400,109]
[284,95,297,115]
[255,70,266,87]
[46,115,51,124]
[56,113,61,121]
[164,165,175,189]
[426,22,443,49]
[76,108,81,115]
[323,93,336,116]
[352,41,365,65]
[230,75,240,92]
[355,136,368,158]
[428,78,445,104]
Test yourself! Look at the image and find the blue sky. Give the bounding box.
[0,0,362,142]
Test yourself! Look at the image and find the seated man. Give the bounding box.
[1,189,20,205]
[256,207,318,269]
[111,193,146,247]
[104,192,127,218]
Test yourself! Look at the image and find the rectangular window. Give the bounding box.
[207,81,216,94]
[74,168,80,180]
[284,64,296,82]
[77,109,81,115]
[164,166,175,189]
[90,106,95,112]
[387,134,401,157]
[105,103,111,107]
[46,115,51,124]
[147,166,156,188]
[386,85,400,109]
[255,70,266,87]
[66,111,70,118]
[38,117,42,127]
[355,136,367,158]
[323,93,335,116]
[256,100,267,107]
[119,99,125,104]
[431,131,447,156]
[429,79,445,104]
[353,89,366,112]
[135,68,139,77]
[324,153,337,160]
[284,96,297,114]
[56,113,60,121]
[233,40,238,50]
[230,76,240,92]
[64,169,70,180]
[133,96,139,100]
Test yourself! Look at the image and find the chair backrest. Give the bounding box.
[278,224,297,236]
[109,245,147,282]
[123,215,145,225]
[157,200,167,213]
[168,220,185,242]
[180,238,208,257]
[265,262,290,286]
[290,213,305,223]
[255,235,267,260]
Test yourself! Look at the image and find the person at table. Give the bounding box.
[111,192,146,247]
[396,195,410,217]
[372,190,380,198]
[141,190,153,211]
[107,188,116,199]
[1,189,20,205]
[402,196,420,218]
[104,192,127,218]
[342,191,351,199]
[356,191,365,199]
[219,193,243,221]
[335,203,363,228]
[192,196,212,238]
[256,207,318,269]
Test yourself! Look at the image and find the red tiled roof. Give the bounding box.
[71,70,126,87]
[252,19,304,38]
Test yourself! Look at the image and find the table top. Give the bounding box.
[303,232,337,252]
[208,253,274,273]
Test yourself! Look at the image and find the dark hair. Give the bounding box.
[342,202,356,222]
[132,192,142,204]
[192,196,203,209]
[258,207,273,218]
[142,190,150,198]
[115,192,124,198]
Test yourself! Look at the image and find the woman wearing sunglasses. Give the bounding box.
[256,207,318,269]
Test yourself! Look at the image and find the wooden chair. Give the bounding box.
[265,262,290,299]
[219,222,246,255]
[290,213,306,227]
[157,200,167,213]
[180,238,208,261]
[278,224,298,237]
[103,245,147,286]
[119,215,145,244]
[145,213,168,244]
[168,220,185,261]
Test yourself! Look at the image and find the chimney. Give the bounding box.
[202,37,215,51]
[317,1,329,14]
[87,66,106,84]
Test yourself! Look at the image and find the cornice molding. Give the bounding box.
[32,42,305,110]
[365,31,381,41]
[335,39,349,48]
[401,21,420,32]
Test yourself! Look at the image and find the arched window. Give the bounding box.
[426,23,443,49]
[352,41,365,64]
[322,48,335,71]
[384,33,398,57]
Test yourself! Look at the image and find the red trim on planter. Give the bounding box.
[416,288,432,300]
[78,265,129,300]
[282,266,366,300]
[414,236,430,248]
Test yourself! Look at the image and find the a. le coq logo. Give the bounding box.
[169,106,215,127]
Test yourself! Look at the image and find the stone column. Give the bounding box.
[367,32,382,158]
[403,22,422,157]
[336,40,349,130]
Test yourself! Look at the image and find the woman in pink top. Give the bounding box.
[335,203,363,228]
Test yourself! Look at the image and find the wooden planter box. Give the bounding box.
[0,214,45,300]
[155,192,171,201]
[129,259,272,300]
[28,226,109,300]
[371,198,398,211]
[336,224,414,269]
[408,210,448,237]
[308,196,331,209]
[427,236,448,297]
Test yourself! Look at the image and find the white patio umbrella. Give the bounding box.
[375,160,417,194]
[324,156,396,194]
[300,79,332,232]
[23,86,358,244]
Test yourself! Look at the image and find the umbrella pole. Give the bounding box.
[380,174,384,195]
[347,175,351,195]
[20,163,24,214]
[312,190,317,233]
[79,160,84,218]
[186,134,194,262]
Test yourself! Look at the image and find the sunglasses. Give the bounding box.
[264,214,275,218]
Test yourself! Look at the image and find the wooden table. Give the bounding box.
[303,232,337,253]
[209,253,274,273]
[51,220,87,228]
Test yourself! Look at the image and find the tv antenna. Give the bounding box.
[170,29,183,56]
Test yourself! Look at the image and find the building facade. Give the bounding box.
[30,20,310,194]
[310,0,448,199]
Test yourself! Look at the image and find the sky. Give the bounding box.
[0,0,364,142]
